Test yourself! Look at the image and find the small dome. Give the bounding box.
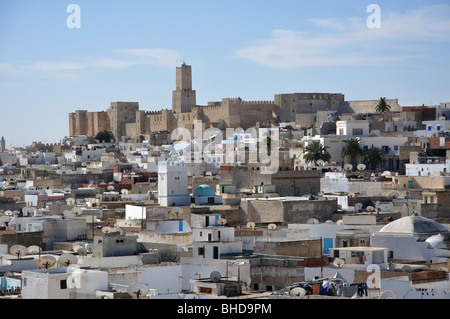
[425,233,447,249]
[379,214,448,236]
[193,184,216,197]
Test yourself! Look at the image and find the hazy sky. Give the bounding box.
[1,0,450,147]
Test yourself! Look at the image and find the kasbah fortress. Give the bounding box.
[69,62,401,142]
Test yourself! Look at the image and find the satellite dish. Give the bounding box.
[107,185,115,191]
[268,223,277,230]
[10,245,28,259]
[290,287,306,297]
[357,164,366,171]
[366,206,375,212]
[344,164,353,171]
[333,258,345,268]
[355,203,363,210]
[109,227,123,235]
[439,116,446,121]
[246,222,256,229]
[127,282,149,299]
[402,265,412,273]
[336,219,344,225]
[102,226,113,235]
[317,159,324,166]
[4,271,14,278]
[27,245,42,254]
[58,254,78,267]
[121,189,129,195]
[168,207,183,220]
[217,218,227,226]
[210,271,222,282]
[36,255,57,269]
[5,210,13,216]
[307,218,319,224]
[389,192,399,199]
[76,247,89,256]
[379,290,396,299]
[63,187,71,194]
[66,197,76,205]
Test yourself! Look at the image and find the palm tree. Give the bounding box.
[375,97,391,113]
[303,140,331,166]
[363,146,386,172]
[341,138,364,171]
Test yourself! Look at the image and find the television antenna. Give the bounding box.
[168,207,183,220]
[246,222,256,229]
[217,218,227,226]
[27,245,42,254]
[333,258,345,268]
[210,271,222,283]
[36,255,57,269]
[10,245,28,259]
[58,253,78,267]
[389,191,399,199]
[307,218,319,224]
[378,290,396,299]
[127,282,149,299]
[290,287,306,297]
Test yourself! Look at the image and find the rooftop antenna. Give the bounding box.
[10,245,28,259]
[307,218,319,224]
[58,253,78,267]
[27,245,42,255]
[210,271,222,283]
[36,255,57,269]
[290,287,306,297]
[102,226,113,236]
[333,258,345,268]
[127,282,149,299]
[379,290,396,299]
[217,218,227,226]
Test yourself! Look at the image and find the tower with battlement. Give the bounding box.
[172,62,196,114]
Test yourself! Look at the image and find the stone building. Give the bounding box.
[69,64,402,143]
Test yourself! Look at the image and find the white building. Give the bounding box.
[157,160,190,207]
[405,160,450,177]
[21,267,108,299]
[371,214,450,263]
[336,120,369,137]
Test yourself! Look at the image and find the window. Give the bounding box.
[352,128,363,135]
[198,247,204,256]
[60,280,67,289]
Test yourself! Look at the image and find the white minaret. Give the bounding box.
[157,159,190,207]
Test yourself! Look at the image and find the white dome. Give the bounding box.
[426,233,449,249]
[379,214,448,236]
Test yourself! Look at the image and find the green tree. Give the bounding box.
[363,145,386,172]
[375,97,391,113]
[303,140,331,165]
[95,130,114,143]
[341,138,364,171]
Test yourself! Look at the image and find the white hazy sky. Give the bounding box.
[1,0,450,147]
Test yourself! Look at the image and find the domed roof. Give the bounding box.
[378,214,448,236]
[425,233,448,249]
[193,184,216,197]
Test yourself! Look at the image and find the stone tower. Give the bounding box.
[172,62,196,114]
